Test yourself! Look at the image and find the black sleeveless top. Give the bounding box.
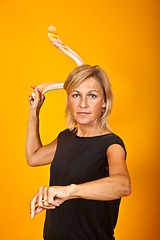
[43,129,126,240]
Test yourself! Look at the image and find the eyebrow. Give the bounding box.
[72,90,99,93]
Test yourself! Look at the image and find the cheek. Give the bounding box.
[68,100,77,114]
[95,105,103,116]
[93,100,105,116]
[92,99,104,109]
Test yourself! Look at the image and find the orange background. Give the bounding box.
[0,0,159,239]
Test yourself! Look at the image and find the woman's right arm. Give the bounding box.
[25,87,57,167]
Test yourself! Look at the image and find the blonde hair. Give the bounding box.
[63,64,113,132]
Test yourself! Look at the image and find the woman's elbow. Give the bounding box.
[124,178,132,196]
[26,157,37,167]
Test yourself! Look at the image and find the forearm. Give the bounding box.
[25,110,42,165]
[69,175,131,201]
[30,176,131,216]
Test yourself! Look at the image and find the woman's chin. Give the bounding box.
[76,119,97,126]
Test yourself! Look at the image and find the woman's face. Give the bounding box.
[68,77,106,128]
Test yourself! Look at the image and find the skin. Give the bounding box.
[68,77,107,137]
[26,78,131,219]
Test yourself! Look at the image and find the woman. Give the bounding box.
[26,64,131,240]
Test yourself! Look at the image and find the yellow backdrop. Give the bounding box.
[0,0,159,239]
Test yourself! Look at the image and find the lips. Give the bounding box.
[77,112,90,115]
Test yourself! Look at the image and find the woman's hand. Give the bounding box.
[30,185,74,218]
[29,86,45,116]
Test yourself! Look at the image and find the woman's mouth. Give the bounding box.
[77,112,90,115]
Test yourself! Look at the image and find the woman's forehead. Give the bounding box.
[73,77,103,91]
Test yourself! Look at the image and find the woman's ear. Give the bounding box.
[102,100,106,108]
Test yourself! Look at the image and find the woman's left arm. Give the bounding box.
[72,144,131,201]
[30,144,131,218]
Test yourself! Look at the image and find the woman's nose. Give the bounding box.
[80,96,88,108]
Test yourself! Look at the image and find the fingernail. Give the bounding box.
[31,213,34,218]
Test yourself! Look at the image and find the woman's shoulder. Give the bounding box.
[105,132,124,142]
[57,128,74,139]
[104,132,126,154]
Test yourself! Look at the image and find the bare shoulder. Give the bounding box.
[107,143,126,159]
[106,144,129,178]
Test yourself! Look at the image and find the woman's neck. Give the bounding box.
[76,124,111,138]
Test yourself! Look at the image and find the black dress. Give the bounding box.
[43,129,126,240]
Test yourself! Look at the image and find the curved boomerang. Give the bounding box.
[32,26,84,98]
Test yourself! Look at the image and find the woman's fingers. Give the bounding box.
[29,86,45,105]
[34,206,44,216]
[30,187,45,219]
[30,186,70,218]
[43,186,49,207]
[42,187,57,208]
[37,186,44,207]
[36,186,52,208]
[29,86,37,103]
[34,87,41,101]
[30,192,38,218]
[29,87,45,114]
[33,87,45,105]
[39,93,45,107]
[30,187,55,219]
[47,187,67,206]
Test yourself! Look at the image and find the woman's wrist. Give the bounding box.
[28,121,39,124]
[28,113,39,123]
[67,184,79,200]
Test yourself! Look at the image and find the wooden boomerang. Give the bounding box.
[32,26,84,98]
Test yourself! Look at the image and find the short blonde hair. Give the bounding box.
[63,64,113,132]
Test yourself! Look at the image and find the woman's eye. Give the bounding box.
[72,94,80,98]
[89,94,97,98]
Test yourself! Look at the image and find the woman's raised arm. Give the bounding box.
[25,87,57,167]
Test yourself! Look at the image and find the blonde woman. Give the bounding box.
[26,64,131,240]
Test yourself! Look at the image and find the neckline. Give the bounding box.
[72,129,114,139]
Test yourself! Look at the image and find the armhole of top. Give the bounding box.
[106,134,127,160]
